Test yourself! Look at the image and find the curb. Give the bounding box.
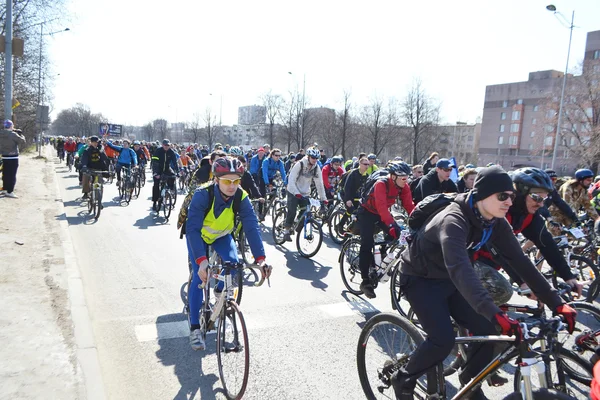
[47,148,106,400]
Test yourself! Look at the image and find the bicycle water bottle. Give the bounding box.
[374,247,382,267]
[380,248,401,283]
[161,188,166,197]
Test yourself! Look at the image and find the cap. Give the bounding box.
[90,136,99,142]
[258,147,265,152]
[436,158,455,169]
[162,139,171,145]
[473,166,514,201]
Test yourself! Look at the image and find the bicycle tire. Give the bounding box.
[339,237,363,295]
[140,169,146,187]
[163,191,172,220]
[513,347,591,396]
[296,219,323,258]
[357,312,428,400]
[94,187,102,220]
[563,301,600,361]
[126,185,133,203]
[553,254,600,302]
[134,174,141,197]
[217,301,249,400]
[389,265,413,318]
[502,388,580,399]
[328,209,346,245]
[272,209,287,245]
[238,231,255,266]
[87,187,95,215]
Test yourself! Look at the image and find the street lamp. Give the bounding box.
[546,4,574,170]
[288,71,306,149]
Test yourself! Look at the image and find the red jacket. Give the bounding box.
[322,164,344,190]
[362,177,414,226]
[64,141,77,152]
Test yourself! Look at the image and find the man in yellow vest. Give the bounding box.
[185,157,271,351]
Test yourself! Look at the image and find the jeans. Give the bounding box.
[1,157,18,193]
[357,209,386,280]
[186,234,239,326]
[285,192,308,228]
[401,275,497,381]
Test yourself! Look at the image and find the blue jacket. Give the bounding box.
[186,188,265,262]
[107,142,138,166]
[262,157,286,185]
[249,154,266,176]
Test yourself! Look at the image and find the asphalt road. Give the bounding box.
[54,163,592,400]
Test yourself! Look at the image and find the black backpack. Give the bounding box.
[336,168,356,197]
[407,192,458,232]
[360,168,390,204]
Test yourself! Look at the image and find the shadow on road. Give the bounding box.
[134,211,168,229]
[155,313,221,400]
[280,248,332,290]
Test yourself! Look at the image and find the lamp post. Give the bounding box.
[546,4,574,170]
[288,71,305,149]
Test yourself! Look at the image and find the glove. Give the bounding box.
[321,200,329,206]
[493,312,522,341]
[555,304,577,334]
[388,223,401,240]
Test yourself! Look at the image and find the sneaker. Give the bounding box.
[486,370,508,387]
[0,190,6,195]
[189,329,205,351]
[5,192,17,198]
[283,229,292,242]
[360,280,376,299]
[391,371,416,400]
[82,193,89,199]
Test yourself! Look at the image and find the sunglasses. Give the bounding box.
[529,192,547,203]
[360,163,370,166]
[218,178,241,186]
[309,156,318,160]
[496,192,516,202]
[396,175,408,181]
[442,168,453,172]
[272,154,281,157]
[415,170,424,173]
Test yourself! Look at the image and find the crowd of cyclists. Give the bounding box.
[47,134,600,399]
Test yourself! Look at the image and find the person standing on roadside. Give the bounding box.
[0,120,26,198]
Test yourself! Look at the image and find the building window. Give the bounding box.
[512,111,521,120]
[545,125,554,133]
[586,107,594,118]
[544,136,553,146]
[528,144,533,150]
[467,136,473,141]
[546,110,555,118]
[594,50,600,59]
[499,124,505,133]
[517,99,523,105]
[594,65,600,73]
[530,131,535,138]
[570,136,576,146]
[532,118,537,125]
[510,123,520,133]
[498,136,504,145]
[508,136,518,145]
[564,150,569,159]
[502,100,508,108]
[501,112,506,120]
[533,105,539,112]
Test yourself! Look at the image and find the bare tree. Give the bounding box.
[359,96,399,157]
[186,112,203,144]
[50,103,106,137]
[402,79,442,164]
[280,90,301,153]
[337,90,354,158]
[201,107,219,149]
[153,119,169,141]
[259,90,283,147]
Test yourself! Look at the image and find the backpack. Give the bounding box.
[178,183,243,238]
[407,192,458,231]
[359,168,390,204]
[336,168,356,197]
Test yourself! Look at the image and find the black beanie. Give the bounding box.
[473,166,514,201]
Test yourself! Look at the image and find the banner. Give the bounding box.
[99,123,122,137]
[449,157,459,183]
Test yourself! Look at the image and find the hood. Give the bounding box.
[454,192,486,231]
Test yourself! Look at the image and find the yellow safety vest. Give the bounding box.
[201,189,247,244]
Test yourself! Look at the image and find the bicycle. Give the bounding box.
[272,196,324,258]
[66,152,75,172]
[357,313,589,400]
[107,158,116,184]
[155,175,176,220]
[341,230,408,296]
[132,167,141,198]
[117,166,136,204]
[178,167,189,192]
[83,170,106,220]
[196,260,269,400]
[138,160,147,187]
[58,148,65,162]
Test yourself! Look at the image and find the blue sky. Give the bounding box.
[47,0,600,127]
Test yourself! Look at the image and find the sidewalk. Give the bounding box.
[0,147,94,399]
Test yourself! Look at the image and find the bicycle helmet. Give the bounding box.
[388,161,411,176]
[133,140,141,145]
[367,153,377,160]
[3,119,13,129]
[575,168,594,181]
[229,146,243,156]
[465,163,475,169]
[544,169,557,179]
[331,156,343,164]
[511,167,553,194]
[473,261,513,306]
[306,148,320,158]
[486,162,495,167]
[212,157,244,177]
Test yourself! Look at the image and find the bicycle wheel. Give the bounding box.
[140,169,146,187]
[296,219,323,258]
[126,185,133,203]
[513,347,591,398]
[87,186,96,215]
[326,209,344,245]
[272,209,287,245]
[216,301,249,400]
[389,265,411,318]
[357,312,430,400]
[569,255,599,302]
[94,187,102,220]
[179,176,185,191]
[562,301,600,361]
[238,231,255,266]
[339,237,363,295]
[134,175,141,198]
[163,191,173,220]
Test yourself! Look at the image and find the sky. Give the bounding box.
[46,0,600,128]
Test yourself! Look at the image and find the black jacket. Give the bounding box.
[413,169,458,204]
[241,171,261,199]
[192,158,211,186]
[400,193,563,321]
[457,178,469,193]
[409,177,421,194]
[152,147,179,175]
[343,168,368,203]
[81,145,108,171]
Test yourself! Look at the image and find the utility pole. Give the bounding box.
[4,0,12,120]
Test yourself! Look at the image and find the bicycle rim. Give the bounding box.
[328,210,345,245]
[357,312,428,400]
[217,301,249,400]
[389,266,411,318]
[568,255,599,302]
[163,192,172,219]
[561,301,600,361]
[94,188,102,219]
[272,210,287,245]
[239,231,255,266]
[296,220,322,258]
[88,189,95,214]
[340,238,363,295]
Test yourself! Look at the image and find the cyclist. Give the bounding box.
[338,156,370,234]
[322,156,344,201]
[408,164,424,193]
[538,168,579,235]
[283,147,327,242]
[250,147,267,214]
[236,155,262,200]
[365,153,379,176]
[357,161,414,298]
[549,168,600,230]
[105,139,138,183]
[80,136,109,200]
[413,158,458,204]
[64,137,77,167]
[186,157,271,351]
[132,141,148,169]
[261,148,286,220]
[151,139,179,211]
[56,136,65,159]
[422,151,439,175]
[457,168,477,193]
[393,166,576,400]
[190,150,226,188]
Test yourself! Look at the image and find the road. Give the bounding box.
[54,162,591,400]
